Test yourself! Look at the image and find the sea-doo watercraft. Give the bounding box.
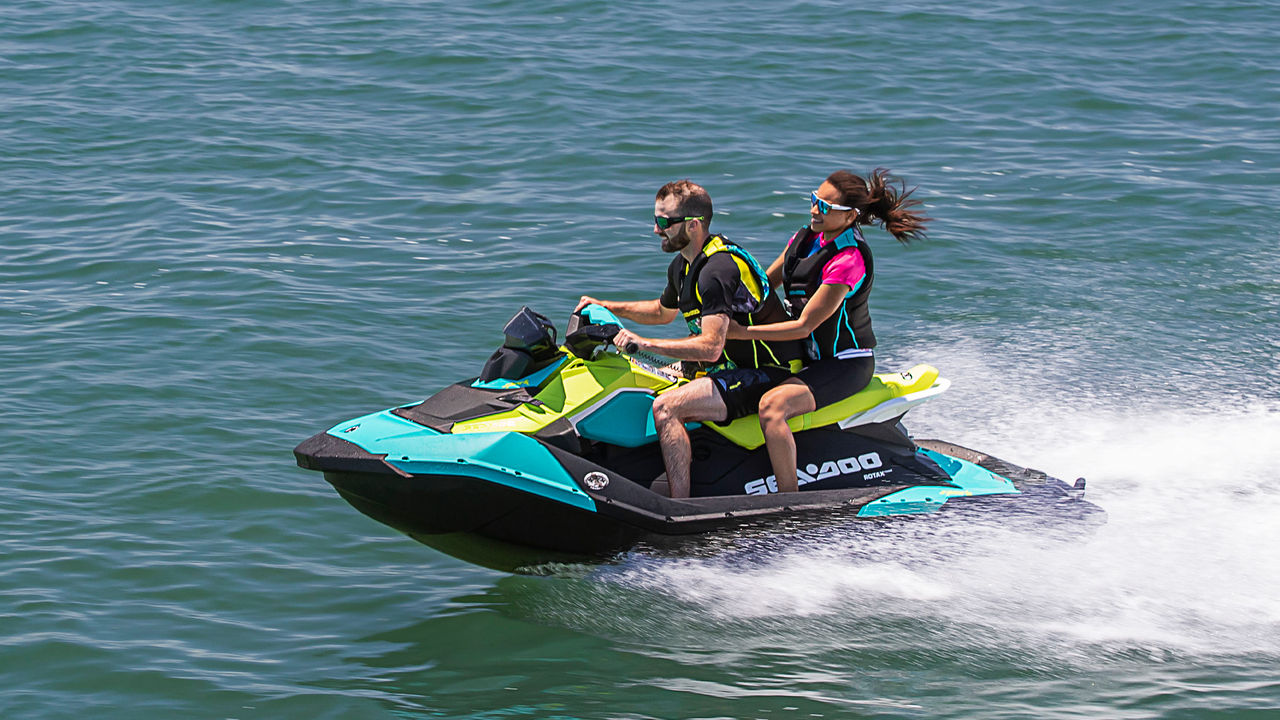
[295,305,1100,569]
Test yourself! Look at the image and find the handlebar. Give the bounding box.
[568,304,639,356]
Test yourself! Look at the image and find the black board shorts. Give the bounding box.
[709,365,794,421]
[793,355,875,409]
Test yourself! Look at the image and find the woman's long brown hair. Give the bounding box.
[826,168,930,244]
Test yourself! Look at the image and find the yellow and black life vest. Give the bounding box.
[671,234,803,370]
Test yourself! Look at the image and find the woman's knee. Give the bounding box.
[757,392,790,428]
[760,385,813,426]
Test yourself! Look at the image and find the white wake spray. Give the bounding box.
[597,346,1280,660]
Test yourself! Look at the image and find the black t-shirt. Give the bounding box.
[660,252,743,318]
[660,247,800,369]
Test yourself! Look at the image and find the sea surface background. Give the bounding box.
[3,1,1278,718]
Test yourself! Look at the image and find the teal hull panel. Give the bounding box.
[576,392,659,447]
[326,408,443,444]
[327,411,595,513]
[858,449,1020,517]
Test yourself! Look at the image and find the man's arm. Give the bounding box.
[575,296,678,325]
[615,313,728,363]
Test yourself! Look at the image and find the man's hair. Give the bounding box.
[655,179,713,224]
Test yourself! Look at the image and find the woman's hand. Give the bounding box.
[729,283,850,342]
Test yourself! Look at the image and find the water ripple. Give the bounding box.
[3,0,1279,717]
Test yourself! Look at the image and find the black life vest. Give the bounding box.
[671,234,802,370]
[782,226,876,357]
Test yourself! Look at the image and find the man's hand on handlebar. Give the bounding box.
[574,296,604,313]
[613,328,644,355]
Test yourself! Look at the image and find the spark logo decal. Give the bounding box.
[744,452,888,495]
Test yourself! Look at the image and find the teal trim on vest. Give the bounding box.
[839,304,856,352]
[781,225,876,357]
[829,226,859,250]
[721,242,772,301]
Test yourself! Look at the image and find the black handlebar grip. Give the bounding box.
[624,342,638,354]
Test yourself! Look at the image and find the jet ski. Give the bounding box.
[294,305,1101,569]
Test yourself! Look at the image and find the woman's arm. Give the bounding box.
[726,283,849,341]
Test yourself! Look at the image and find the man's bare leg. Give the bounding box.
[650,377,728,498]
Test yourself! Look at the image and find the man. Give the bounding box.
[576,180,802,498]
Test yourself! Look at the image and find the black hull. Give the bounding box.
[297,425,1101,570]
[322,464,918,551]
[326,469,649,557]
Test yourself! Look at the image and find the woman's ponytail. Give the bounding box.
[828,167,931,244]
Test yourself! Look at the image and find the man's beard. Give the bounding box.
[660,226,690,253]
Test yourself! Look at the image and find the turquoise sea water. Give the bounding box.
[3,1,1278,717]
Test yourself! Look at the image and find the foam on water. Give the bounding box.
[586,348,1280,663]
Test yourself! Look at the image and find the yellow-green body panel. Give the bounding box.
[452,347,940,452]
[450,353,673,436]
[702,364,940,449]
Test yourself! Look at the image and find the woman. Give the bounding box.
[727,168,929,493]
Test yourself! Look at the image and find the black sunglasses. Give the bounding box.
[654,215,704,230]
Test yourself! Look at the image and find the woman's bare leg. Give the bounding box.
[756,379,816,493]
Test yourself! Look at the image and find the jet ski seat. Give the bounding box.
[694,363,944,450]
